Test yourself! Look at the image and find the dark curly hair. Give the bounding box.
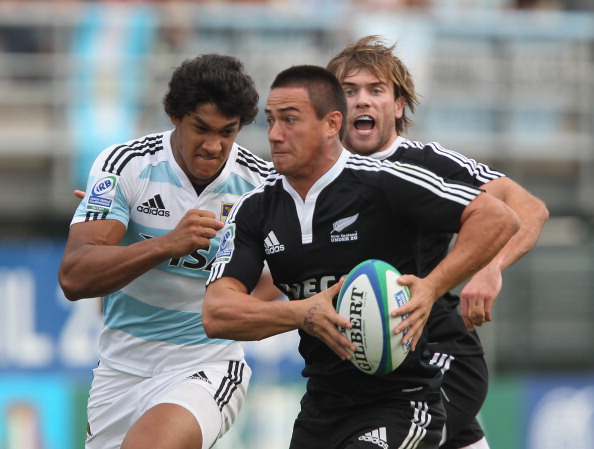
[163,54,259,126]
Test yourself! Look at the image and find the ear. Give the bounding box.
[395,96,405,120]
[170,116,180,127]
[326,110,343,138]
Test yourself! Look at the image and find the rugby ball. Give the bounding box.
[336,259,411,376]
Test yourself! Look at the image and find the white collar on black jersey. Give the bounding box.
[280,148,350,203]
[366,136,406,161]
[281,148,351,244]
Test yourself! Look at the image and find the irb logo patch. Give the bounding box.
[216,225,235,262]
[87,175,118,212]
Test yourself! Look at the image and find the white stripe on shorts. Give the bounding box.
[398,401,431,449]
[214,360,245,410]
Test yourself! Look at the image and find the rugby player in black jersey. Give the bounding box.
[327,36,548,449]
[204,64,520,449]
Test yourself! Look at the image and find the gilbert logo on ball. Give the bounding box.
[336,259,411,376]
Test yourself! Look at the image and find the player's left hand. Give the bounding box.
[460,264,502,330]
[390,274,438,352]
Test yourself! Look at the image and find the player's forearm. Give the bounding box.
[203,280,301,340]
[482,178,549,271]
[488,198,548,273]
[58,238,176,301]
[425,194,520,297]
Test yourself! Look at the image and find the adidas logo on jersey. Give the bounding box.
[264,231,285,255]
[188,371,211,384]
[137,194,170,217]
[359,427,389,449]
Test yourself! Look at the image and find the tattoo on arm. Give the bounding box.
[304,306,317,332]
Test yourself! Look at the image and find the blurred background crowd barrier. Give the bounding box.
[0,1,593,448]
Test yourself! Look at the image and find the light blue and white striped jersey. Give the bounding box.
[71,130,270,376]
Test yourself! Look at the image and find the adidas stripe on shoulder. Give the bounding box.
[101,133,165,175]
[346,154,480,206]
[236,146,273,178]
[400,138,504,183]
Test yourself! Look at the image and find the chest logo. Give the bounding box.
[331,213,359,242]
[264,230,285,255]
[221,203,234,221]
[137,194,170,217]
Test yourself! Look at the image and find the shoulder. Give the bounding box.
[235,145,273,180]
[390,138,441,164]
[344,153,383,172]
[394,137,469,163]
[95,132,168,177]
[394,138,504,184]
[225,173,282,224]
[341,153,431,188]
[345,152,429,179]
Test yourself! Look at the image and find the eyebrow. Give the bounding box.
[342,81,387,88]
[192,115,240,129]
[265,106,300,114]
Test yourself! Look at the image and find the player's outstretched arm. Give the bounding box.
[393,193,519,350]
[59,210,224,301]
[460,177,549,329]
[204,277,355,360]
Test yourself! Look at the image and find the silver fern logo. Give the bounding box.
[331,213,359,242]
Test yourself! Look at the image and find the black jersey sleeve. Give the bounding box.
[379,159,483,234]
[207,192,265,293]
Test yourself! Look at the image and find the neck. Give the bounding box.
[287,142,343,201]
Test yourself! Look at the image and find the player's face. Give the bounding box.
[170,103,241,185]
[340,68,404,156]
[265,87,330,181]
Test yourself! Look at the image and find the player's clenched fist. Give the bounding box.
[163,209,224,257]
[72,190,224,257]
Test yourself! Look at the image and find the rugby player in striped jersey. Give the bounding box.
[59,54,270,449]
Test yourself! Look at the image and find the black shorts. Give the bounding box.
[429,352,488,449]
[427,294,484,356]
[289,393,446,449]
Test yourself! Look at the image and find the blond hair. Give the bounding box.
[327,35,419,135]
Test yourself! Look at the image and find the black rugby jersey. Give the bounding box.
[208,149,482,409]
[371,137,505,355]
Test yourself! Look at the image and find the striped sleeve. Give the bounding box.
[346,154,482,233]
[397,139,505,185]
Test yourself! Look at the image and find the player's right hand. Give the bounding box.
[73,190,223,257]
[460,264,502,330]
[298,279,355,361]
[163,209,224,256]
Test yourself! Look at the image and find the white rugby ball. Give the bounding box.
[336,259,411,376]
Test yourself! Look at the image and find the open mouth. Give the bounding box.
[354,115,375,134]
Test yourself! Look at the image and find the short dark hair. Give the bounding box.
[163,54,259,126]
[271,65,347,140]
